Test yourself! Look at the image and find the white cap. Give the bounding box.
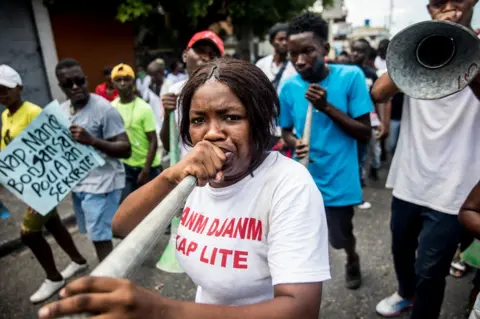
[0,65,22,89]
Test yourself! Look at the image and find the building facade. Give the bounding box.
[0,0,52,106]
[0,0,135,106]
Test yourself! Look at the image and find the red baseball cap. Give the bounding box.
[187,31,224,56]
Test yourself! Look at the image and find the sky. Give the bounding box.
[344,0,480,36]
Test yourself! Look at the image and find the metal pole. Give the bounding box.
[169,112,180,168]
[58,175,197,318]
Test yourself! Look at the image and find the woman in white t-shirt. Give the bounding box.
[38,58,330,319]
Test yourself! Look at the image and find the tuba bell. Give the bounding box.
[387,20,480,100]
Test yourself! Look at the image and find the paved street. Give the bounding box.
[0,168,474,319]
[0,188,74,257]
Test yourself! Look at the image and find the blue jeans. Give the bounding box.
[368,129,381,169]
[391,197,462,319]
[121,164,162,202]
[358,142,367,182]
[72,189,122,241]
[388,119,401,154]
[357,129,381,181]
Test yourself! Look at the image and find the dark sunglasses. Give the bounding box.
[0,87,13,98]
[60,77,86,89]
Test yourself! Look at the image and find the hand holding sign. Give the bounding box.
[70,125,94,146]
[0,101,105,215]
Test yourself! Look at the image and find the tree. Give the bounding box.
[117,0,335,27]
[115,0,334,59]
[116,0,335,36]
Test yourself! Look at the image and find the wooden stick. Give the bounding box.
[299,103,313,167]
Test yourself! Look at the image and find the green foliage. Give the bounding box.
[45,0,335,24]
[188,0,215,18]
[46,0,335,34]
[117,0,154,22]
[124,0,337,40]
[227,0,318,35]
[322,0,334,8]
[116,0,334,24]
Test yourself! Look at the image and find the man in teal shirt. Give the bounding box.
[111,63,162,202]
[280,12,373,290]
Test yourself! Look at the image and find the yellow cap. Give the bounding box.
[111,63,135,79]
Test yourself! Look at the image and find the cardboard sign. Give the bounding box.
[0,101,105,215]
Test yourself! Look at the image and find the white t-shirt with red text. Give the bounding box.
[176,152,331,305]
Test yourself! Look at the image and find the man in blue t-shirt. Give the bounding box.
[280,12,373,290]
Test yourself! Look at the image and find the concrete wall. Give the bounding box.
[31,0,64,102]
[0,0,51,107]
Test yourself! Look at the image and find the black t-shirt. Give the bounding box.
[391,93,404,121]
[360,65,378,92]
[361,65,403,121]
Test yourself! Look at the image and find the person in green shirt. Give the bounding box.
[111,63,162,202]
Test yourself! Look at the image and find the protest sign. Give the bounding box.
[0,101,105,215]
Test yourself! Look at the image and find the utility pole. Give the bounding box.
[387,0,394,31]
[321,0,344,60]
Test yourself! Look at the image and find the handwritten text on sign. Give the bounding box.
[0,101,105,215]
[176,207,263,269]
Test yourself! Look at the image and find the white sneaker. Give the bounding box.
[30,279,65,304]
[61,261,88,280]
[358,201,372,210]
[376,292,413,317]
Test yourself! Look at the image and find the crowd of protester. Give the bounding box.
[1,1,480,319]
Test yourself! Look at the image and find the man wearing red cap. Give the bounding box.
[160,30,224,159]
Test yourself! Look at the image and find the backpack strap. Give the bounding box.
[271,62,289,90]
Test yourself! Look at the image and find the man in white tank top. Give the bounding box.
[371,1,480,318]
